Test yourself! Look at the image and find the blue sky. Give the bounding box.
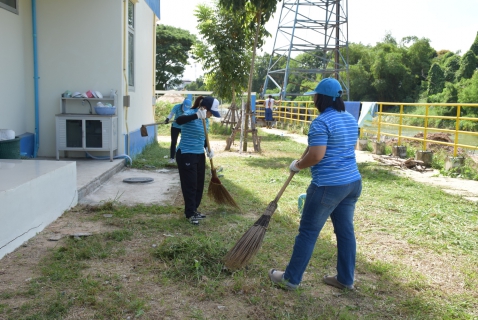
[159,0,478,80]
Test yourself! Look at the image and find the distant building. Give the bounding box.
[168,79,193,90]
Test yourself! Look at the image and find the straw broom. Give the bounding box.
[224,147,309,270]
[201,118,239,208]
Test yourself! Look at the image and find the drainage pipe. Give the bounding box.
[123,0,130,156]
[85,152,132,166]
[31,0,40,157]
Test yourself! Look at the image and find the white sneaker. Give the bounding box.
[268,269,298,290]
[168,158,175,164]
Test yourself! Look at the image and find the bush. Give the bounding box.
[155,102,175,123]
[209,121,232,135]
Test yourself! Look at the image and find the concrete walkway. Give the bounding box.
[78,167,181,206]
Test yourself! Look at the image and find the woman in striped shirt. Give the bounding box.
[268,78,362,291]
[175,96,221,225]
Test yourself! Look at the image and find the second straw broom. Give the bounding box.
[224,147,309,270]
[201,118,238,208]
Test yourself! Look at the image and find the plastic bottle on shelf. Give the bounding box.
[109,89,117,99]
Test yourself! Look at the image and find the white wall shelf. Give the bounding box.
[60,95,116,114]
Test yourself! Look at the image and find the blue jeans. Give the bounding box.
[284,179,362,286]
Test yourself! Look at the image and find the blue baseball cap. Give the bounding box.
[182,98,192,111]
[201,96,221,118]
[304,78,343,101]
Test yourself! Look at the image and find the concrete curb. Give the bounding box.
[77,160,126,201]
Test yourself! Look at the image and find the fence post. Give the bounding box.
[398,104,404,145]
[423,105,429,151]
[377,103,383,144]
[454,105,461,157]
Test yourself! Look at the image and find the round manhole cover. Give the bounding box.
[123,177,154,184]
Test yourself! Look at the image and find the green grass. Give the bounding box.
[1,130,477,319]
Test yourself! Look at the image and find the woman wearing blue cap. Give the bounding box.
[165,98,192,164]
[268,78,362,290]
[175,96,221,225]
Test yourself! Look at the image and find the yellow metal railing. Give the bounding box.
[255,100,317,125]
[366,102,478,157]
[255,100,478,157]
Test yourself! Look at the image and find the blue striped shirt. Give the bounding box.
[177,109,209,154]
[308,108,361,187]
[168,103,189,129]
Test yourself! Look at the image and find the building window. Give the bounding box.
[0,0,18,14]
[128,1,135,88]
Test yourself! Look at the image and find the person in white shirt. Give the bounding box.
[265,95,275,129]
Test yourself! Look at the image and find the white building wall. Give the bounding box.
[1,0,156,157]
[122,1,156,143]
[0,0,32,136]
[35,0,123,156]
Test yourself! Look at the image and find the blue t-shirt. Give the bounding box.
[168,103,189,129]
[308,107,361,187]
[177,109,209,154]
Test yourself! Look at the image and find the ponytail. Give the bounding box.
[192,96,204,109]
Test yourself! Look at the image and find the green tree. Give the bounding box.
[437,50,454,63]
[470,31,478,56]
[442,82,458,103]
[347,43,376,101]
[251,53,272,95]
[371,49,413,102]
[458,71,478,103]
[427,63,445,96]
[155,25,196,90]
[404,37,436,85]
[349,62,376,101]
[427,82,458,104]
[348,43,374,67]
[219,0,280,151]
[456,50,478,80]
[193,4,250,103]
[382,32,398,45]
[442,54,460,82]
[278,52,323,96]
[457,72,478,127]
[184,77,206,91]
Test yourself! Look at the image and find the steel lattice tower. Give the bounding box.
[262,0,349,100]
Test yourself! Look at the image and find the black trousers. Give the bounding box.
[176,149,205,218]
[170,126,181,159]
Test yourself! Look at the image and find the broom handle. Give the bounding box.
[201,118,215,169]
[273,146,309,203]
[142,121,171,127]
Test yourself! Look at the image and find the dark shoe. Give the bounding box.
[323,275,354,290]
[188,216,200,225]
[268,269,298,291]
[193,211,206,219]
